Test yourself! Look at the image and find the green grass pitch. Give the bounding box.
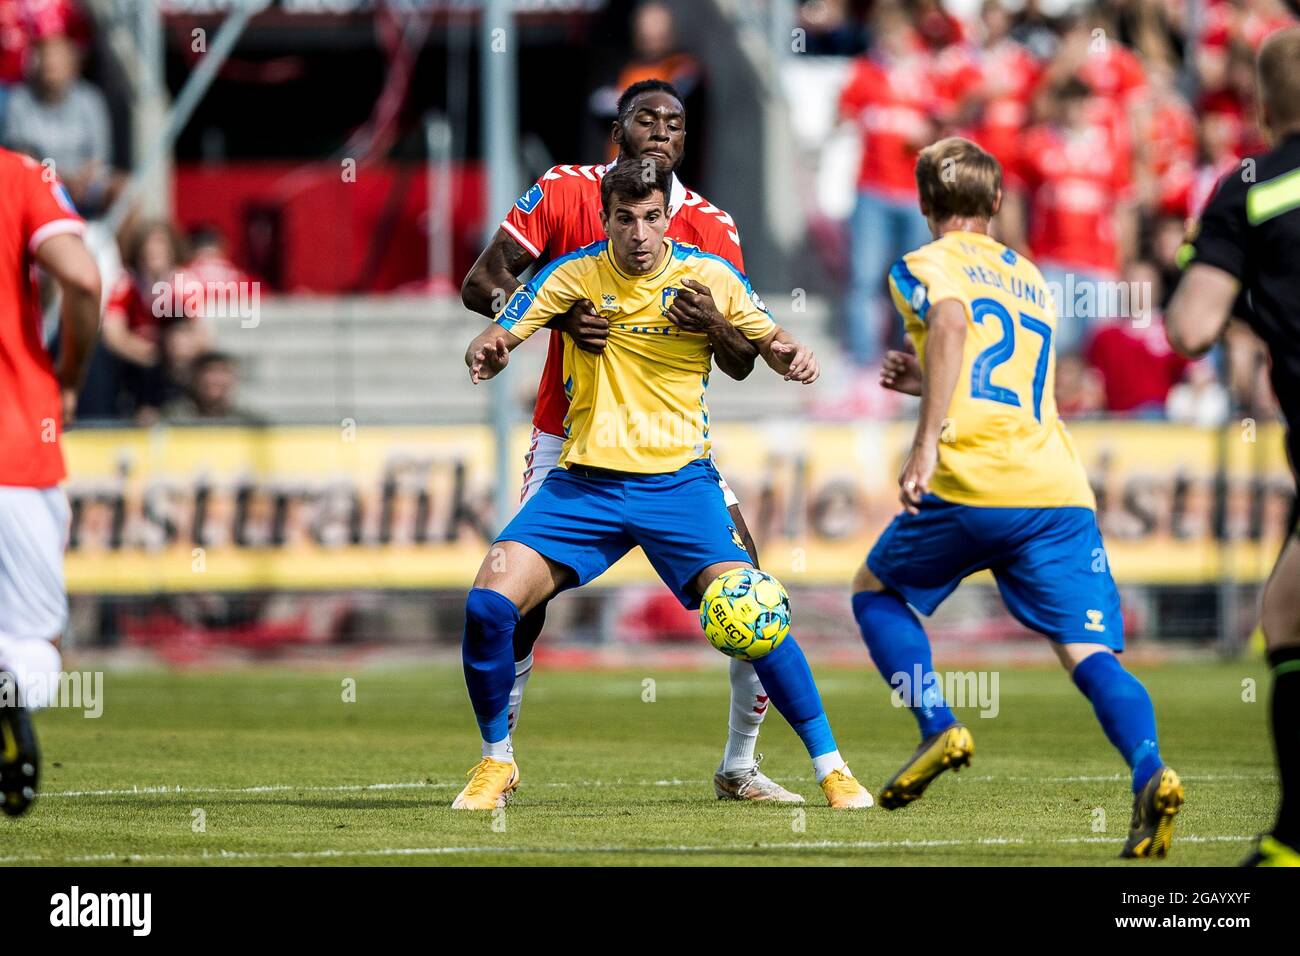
[0,660,1276,866]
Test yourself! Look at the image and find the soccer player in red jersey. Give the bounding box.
[461,80,802,803]
[0,148,102,817]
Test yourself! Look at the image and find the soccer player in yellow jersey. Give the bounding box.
[851,138,1184,858]
[450,162,871,811]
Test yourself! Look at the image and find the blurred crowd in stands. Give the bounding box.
[1,0,255,426]
[815,0,1292,422]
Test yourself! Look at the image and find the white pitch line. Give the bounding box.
[40,771,1272,800]
[0,834,1255,866]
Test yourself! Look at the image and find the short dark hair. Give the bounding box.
[600,160,670,214]
[616,79,683,122]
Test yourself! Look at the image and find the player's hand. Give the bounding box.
[898,441,938,515]
[880,349,923,396]
[769,340,819,384]
[61,388,78,427]
[552,298,609,353]
[469,339,510,384]
[665,279,722,333]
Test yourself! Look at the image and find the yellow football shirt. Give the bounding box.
[888,231,1095,509]
[496,238,777,474]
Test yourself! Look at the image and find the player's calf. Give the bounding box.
[698,564,872,808]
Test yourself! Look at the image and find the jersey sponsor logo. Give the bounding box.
[514,183,544,214]
[601,293,617,308]
[1084,609,1106,633]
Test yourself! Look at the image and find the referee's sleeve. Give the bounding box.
[1190,169,1249,279]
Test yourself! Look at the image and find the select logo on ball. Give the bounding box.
[700,568,791,661]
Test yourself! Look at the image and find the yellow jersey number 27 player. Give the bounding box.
[850,138,1183,859]
[451,162,872,812]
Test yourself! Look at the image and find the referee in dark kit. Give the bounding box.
[1166,25,1300,867]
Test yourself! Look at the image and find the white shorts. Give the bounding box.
[0,486,70,642]
[518,428,741,509]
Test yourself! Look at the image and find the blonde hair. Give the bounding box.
[914,137,1002,221]
[1258,26,1300,131]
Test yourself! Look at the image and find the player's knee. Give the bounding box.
[1053,641,1113,675]
[851,562,886,596]
[465,587,518,642]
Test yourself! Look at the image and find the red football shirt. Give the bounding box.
[500,162,746,438]
[1012,120,1131,274]
[971,38,1041,170]
[0,148,86,487]
[838,50,938,198]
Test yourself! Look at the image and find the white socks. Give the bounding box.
[812,751,849,783]
[721,659,769,774]
[507,652,533,734]
[0,636,61,712]
[482,735,514,763]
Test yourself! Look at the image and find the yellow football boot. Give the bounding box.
[880,723,974,810]
[451,757,520,810]
[820,766,873,808]
[1120,766,1184,859]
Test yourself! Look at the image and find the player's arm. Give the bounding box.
[880,349,922,396]
[35,233,102,424]
[899,299,965,514]
[1165,264,1239,358]
[461,228,536,317]
[463,322,525,384]
[663,278,758,380]
[756,327,819,384]
[465,265,581,382]
[461,229,608,353]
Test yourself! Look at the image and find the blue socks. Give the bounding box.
[751,637,837,759]
[1071,650,1163,792]
[462,587,520,744]
[852,589,956,739]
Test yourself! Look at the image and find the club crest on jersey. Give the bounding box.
[514,183,544,215]
[661,287,679,315]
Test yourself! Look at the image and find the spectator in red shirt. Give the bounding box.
[82,220,210,422]
[1003,77,1136,352]
[1084,261,1188,416]
[838,3,936,367]
[970,0,1042,171]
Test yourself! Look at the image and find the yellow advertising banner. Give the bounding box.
[62,422,1294,593]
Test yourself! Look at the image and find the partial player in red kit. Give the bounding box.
[0,148,102,817]
[461,80,803,803]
